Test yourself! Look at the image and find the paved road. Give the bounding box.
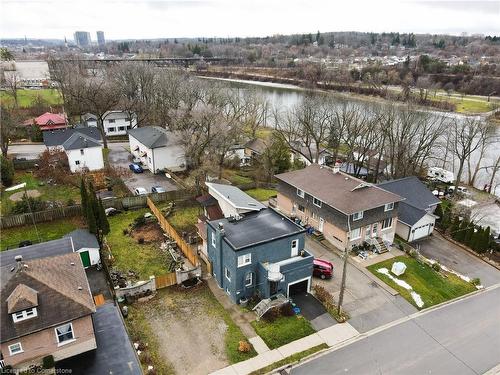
[108,142,178,193]
[292,286,500,375]
[8,143,45,159]
[416,232,500,287]
[306,238,417,333]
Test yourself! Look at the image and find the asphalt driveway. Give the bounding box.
[305,237,417,333]
[416,232,500,287]
[56,302,141,375]
[108,142,178,193]
[290,292,336,331]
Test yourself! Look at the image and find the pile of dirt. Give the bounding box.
[131,222,164,243]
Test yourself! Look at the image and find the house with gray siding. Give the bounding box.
[206,194,313,304]
[275,164,404,252]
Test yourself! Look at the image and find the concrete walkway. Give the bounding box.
[210,323,359,375]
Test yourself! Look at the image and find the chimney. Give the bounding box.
[332,162,341,174]
[14,255,24,272]
[218,222,225,234]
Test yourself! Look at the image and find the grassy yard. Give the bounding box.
[245,188,277,201]
[0,171,80,215]
[0,88,62,108]
[367,256,476,309]
[222,169,254,186]
[106,209,171,279]
[166,203,200,233]
[0,217,83,251]
[251,315,315,349]
[124,285,257,374]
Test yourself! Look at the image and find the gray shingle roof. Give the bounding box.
[128,126,180,149]
[206,182,266,211]
[64,229,99,250]
[378,177,440,210]
[396,203,428,226]
[61,132,102,150]
[207,208,305,250]
[43,127,102,147]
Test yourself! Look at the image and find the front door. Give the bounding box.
[269,281,279,296]
[319,217,325,232]
[372,223,378,238]
[365,225,371,240]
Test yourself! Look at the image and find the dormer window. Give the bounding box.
[352,211,364,221]
[12,307,38,323]
[384,202,394,211]
[313,197,322,208]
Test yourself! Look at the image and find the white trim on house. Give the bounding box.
[237,253,252,267]
[12,307,38,323]
[55,322,75,346]
[286,276,311,297]
[8,342,23,356]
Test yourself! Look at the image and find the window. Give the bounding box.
[382,217,393,230]
[291,239,299,256]
[12,307,38,322]
[298,204,305,212]
[226,288,231,296]
[211,232,216,247]
[108,127,115,132]
[350,228,361,240]
[148,157,152,163]
[352,211,364,221]
[225,267,231,281]
[237,253,252,267]
[118,126,125,131]
[297,188,305,198]
[55,323,74,345]
[80,149,84,155]
[108,119,115,123]
[245,272,253,287]
[384,202,394,212]
[8,342,23,356]
[75,160,80,165]
[313,197,322,208]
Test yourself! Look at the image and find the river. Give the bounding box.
[201,76,500,198]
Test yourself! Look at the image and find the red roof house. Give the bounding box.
[24,112,68,131]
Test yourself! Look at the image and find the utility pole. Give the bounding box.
[337,215,351,315]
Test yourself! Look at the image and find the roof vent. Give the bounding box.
[78,286,83,291]
[345,177,349,180]
[70,262,75,266]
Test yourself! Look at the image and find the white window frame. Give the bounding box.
[211,232,216,247]
[237,253,252,267]
[384,202,394,212]
[297,188,305,198]
[382,217,393,230]
[245,272,253,287]
[297,204,305,212]
[12,307,38,323]
[55,322,75,346]
[8,342,23,356]
[350,227,361,240]
[352,211,364,221]
[291,239,299,256]
[313,197,322,208]
[108,119,116,123]
[225,267,231,282]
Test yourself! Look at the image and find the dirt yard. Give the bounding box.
[125,284,254,375]
[130,222,165,243]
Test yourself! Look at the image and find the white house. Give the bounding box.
[378,176,441,242]
[290,144,333,166]
[84,111,137,136]
[226,144,251,166]
[42,128,104,173]
[64,229,100,268]
[128,126,186,173]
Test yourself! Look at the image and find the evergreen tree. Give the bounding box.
[97,198,110,238]
[456,220,468,243]
[434,204,443,222]
[86,202,97,235]
[450,216,460,239]
[80,178,88,219]
[464,224,474,247]
[482,226,491,253]
[0,155,14,187]
[471,227,483,252]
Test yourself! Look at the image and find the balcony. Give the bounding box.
[262,249,313,281]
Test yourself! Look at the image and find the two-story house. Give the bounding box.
[275,164,403,251]
[83,111,137,136]
[0,253,96,369]
[205,186,313,304]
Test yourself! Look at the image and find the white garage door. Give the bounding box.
[412,224,431,241]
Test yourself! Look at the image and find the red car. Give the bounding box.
[313,258,334,279]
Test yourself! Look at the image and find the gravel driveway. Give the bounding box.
[108,142,178,193]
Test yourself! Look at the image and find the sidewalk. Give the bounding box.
[210,323,359,375]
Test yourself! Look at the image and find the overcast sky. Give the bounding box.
[1,0,499,40]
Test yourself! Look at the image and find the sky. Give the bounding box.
[1,0,499,40]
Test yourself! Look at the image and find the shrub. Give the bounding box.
[409,249,418,258]
[0,155,14,186]
[138,237,145,244]
[134,215,146,228]
[42,355,55,369]
[471,278,481,286]
[238,340,251,353]
[313,284,332,305]
[11,194,48,214]
[262,306,281,322]
[123,228,129,235]
[431,262,441,272]
[280,302,295,317]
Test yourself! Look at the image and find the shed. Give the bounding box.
[64,229,100,268]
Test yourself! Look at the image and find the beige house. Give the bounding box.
[0,253,96,369]
[275,164,403,252]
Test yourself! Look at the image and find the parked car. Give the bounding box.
[151,186,166,193]
[18,240,33,248]
[105,207,121,216]
[133,187,148,196]
[313,258,334,279]
[129,163,144,173]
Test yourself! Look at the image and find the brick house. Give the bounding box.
[275,164,404,251]
[0,253,96,370]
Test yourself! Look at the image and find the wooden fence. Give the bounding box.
[155,273,178,289]
[1,189,194,229]
[147,196,200,267]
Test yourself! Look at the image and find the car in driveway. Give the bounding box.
[313,258,334,279]
[133,187,148,196]
[129,163,144,173]
[151,185,166,193]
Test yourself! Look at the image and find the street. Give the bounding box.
[7,143,45,159]
[292,286,500,375]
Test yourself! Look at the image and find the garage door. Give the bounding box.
[412,224,430,241]
[79,251,91,268]
[288,278,310,296]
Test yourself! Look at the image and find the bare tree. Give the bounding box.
[4,71,20,108]
[0,106,20,156]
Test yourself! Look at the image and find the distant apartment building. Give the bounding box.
[96,31,105,46]
[74,31,91,47]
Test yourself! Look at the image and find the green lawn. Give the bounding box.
[167,204,200,233]
[251,315,315,349]
[0,88,62,108]
[106,209,171,279]
[0,217,83,251]
[1,172,80,215]
[245,188,277,201]
[367,256,476,309]
[223,169,254,185]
